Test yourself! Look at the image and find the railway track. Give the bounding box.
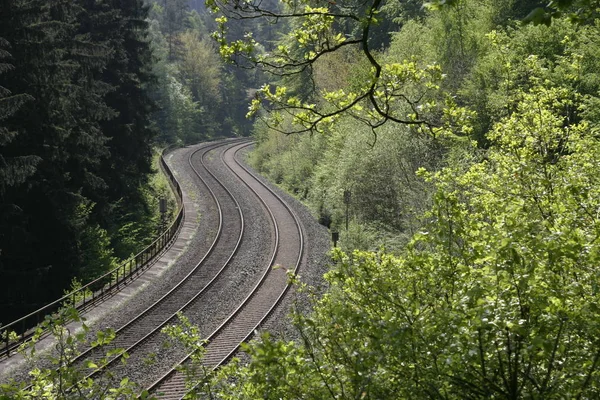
[7,138,308,399]
[5,139,248,391]
[146,141,305,399]
[71,140,254,383]
[0,147,185,362]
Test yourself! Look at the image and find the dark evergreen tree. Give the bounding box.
[0,0,97,321]
[162,0,189,60]
[0,36,37,194]
[95,0,157,258]
[0,0,156,324]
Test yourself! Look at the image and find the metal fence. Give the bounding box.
[0,148,184,359]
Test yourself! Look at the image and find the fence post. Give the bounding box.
[4,330,8,357]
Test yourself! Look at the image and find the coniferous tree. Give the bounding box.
[0,0,156,324]
[0,35,37,194]
[0,0,96,321]
[163,0,189,61]
[91,0,157,259]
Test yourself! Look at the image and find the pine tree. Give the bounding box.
[0,0,77,321]
[162,0,189,61]
[90,0,157,258]
[0,35,37,194]
[0,0,119,322]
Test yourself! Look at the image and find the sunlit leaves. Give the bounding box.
[212,16,257,60]
[208,0,474,136]
[412,70,600,396]
[212,3,341,70]
[294,6,334,48]
[248,57,474,136]
[0,307,143,399]
[217,55,600,399]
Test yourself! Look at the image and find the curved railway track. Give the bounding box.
[4,139,248,393]
[72,140,254,381]
[146,141,305,399]
[9,138,307,399]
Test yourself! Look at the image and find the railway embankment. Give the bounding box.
[0,139,330,397]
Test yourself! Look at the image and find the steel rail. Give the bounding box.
[146,141,305,399]
[207,142,305,366]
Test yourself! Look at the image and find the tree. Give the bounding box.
[522,0,599,25]
[178,30,222,125]
[161,0,190,60]
[0,0,114,322]
[0,35,37,194]
[458,16,600,146]
[205,0,600,138]
[0,0,157,324]
[92,0,158,259]
[426,0,600,24]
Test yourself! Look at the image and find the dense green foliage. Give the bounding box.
[250,0,600,252]
[199,0,600,399]
[146,0,261,143]
[219,72,600,398]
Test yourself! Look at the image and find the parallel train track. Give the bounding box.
[74,139,253,383]
[146,141,305,399]
[13,139,247,391]
[12,138,306,398]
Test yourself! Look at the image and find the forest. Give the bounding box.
[2,0,600,398]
